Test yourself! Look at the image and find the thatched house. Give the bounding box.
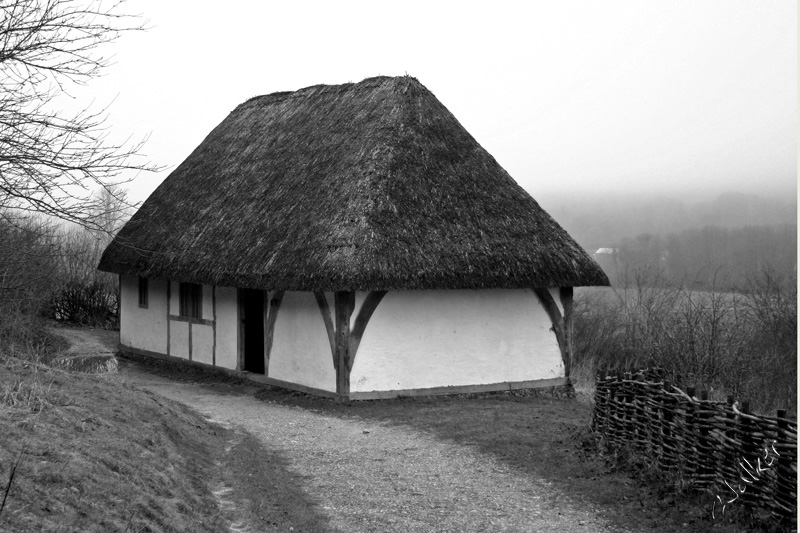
[99,76,609,400]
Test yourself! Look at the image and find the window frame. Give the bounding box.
[178,282,203,319]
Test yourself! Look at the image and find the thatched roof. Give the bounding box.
[99,76,609,290]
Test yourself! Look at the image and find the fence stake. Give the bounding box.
[775,409,796,523]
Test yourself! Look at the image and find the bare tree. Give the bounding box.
[0,0,153,228]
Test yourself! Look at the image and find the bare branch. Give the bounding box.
[0,0,157,229]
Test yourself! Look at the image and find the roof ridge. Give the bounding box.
[239,75,418,110]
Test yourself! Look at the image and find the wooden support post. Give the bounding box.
[317,290,386,377]
[334,291,354,398]
[559,287,574,380]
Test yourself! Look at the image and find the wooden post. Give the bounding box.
[559,287,574,380]
[720,395,738,488]
[738,400,757,509]
[660,380,673,470]
[623,372,634,447]
[685,386,698,478]
[774,409,795,523]
[334,291,354,399]
[532,288,567,376]
[696,389,714,486]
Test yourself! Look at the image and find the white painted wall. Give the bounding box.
[119,275,168,354]
[269,291,336,392]
[192,324,214,364]
[350,289,563,393]
[169,320,190,359]
[215,286,238,370]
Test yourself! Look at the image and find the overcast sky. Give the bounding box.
[86,0,797,205]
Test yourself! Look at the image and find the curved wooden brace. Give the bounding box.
[532,287,571,377]
[264,290,285,366]
[313,291,336,367]
[314,290,388,371]
[314,290,388,396]
[348,290,387,371]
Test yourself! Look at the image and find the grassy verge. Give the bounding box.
[0,350,231,532]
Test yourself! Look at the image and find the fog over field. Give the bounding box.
[538,189,797,250]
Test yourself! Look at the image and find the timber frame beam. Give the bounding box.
[533,287,574,379]
[315,290,387,399]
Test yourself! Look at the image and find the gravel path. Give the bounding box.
[65,328,633,532]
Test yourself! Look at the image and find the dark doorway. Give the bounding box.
[241,289,265,374]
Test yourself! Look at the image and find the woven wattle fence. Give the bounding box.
[592,370,797,525]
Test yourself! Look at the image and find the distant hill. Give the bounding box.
[538,191,797,253]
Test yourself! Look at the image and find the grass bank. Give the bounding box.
[0,331,231,532]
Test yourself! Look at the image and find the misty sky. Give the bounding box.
[82,0,797,205]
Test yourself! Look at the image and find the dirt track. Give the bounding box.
[53,327,644,532]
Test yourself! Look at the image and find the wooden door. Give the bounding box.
[240,288,265,374]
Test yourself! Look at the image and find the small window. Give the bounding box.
[179,282,202,319]
[138,277,148,308]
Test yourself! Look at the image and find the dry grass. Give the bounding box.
[0,356,232,532]
[572,268,797,416]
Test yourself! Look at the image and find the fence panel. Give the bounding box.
[592,371,797,526]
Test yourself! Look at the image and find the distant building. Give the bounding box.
[593,248,620,285]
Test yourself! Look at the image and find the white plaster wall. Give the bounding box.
[119,275,168,354]
[350,289,562,393]
[269,291,336,392]
[192,324,214,365]
[169,320,189,359]
[215,286,238,370]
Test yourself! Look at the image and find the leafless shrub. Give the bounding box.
[574,266,797,414]
[1,0,153,229]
